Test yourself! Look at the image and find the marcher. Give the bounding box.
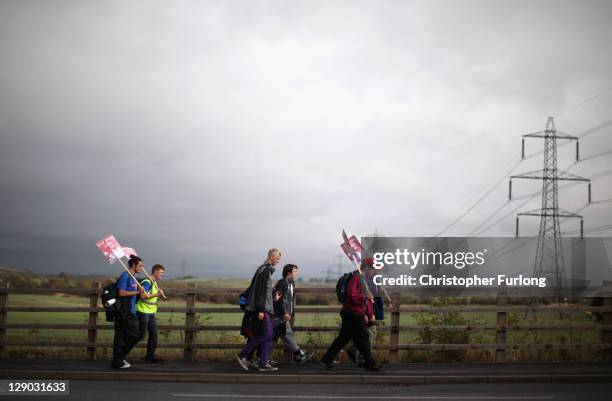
[346,257,388,365]
[319,261,381,371]
[111,255,146,369]
[272,264,313,364]
[136,263,166,363]
[237,249,281,372]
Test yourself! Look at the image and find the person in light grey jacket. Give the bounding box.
[273,264,313,364]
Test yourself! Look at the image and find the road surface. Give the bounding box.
[2,381,612,401]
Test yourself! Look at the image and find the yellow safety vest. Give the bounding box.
[136,279,159,314]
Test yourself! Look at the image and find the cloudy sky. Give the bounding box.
[1,0,611,278]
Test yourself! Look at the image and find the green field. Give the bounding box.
[4,294,604,362]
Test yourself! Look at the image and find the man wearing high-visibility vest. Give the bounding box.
[136,263,166,363]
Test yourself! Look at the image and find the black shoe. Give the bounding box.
[365,364,382,372]
[319,360,334,371]
[295,352,314,365]
[345,348,357,364]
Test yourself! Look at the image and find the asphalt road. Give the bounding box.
[3,381,612,401]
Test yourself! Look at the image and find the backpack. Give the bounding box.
[101,279,120,322]
[336,272,354,303]
[239,264,267,310]
[239,287,249,310]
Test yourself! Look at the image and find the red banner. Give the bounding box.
[122,247,138,258]
[96,234,126,264]
[340,230,363,266]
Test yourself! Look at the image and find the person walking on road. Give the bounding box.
[319,261,381,372]
[346,257,389,365]
[111,255,146,369]
[136,263,166,363]
[237,249,281,372]
[273,264,313,364]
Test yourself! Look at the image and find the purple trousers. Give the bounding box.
[239,312,273,367]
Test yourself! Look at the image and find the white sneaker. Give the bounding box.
[237,356,249,371]
[120,360,131,369]
[258,364,278,372]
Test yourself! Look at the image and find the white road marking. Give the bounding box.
[173,394,554,400]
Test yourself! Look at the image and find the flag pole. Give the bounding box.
[123,248,166,299]
[140,268,167,300]
[351,258,361,273]
[343,231,392,302]
[117,256,149,295]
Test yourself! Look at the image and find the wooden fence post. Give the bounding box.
[184,283,197,362]
[602,281,612,362]
[87,282,100,361]
[0,282,8,358]
[388,292,401,363]
[496,287,507,363]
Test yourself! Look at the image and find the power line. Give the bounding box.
[589,167,612,180]
[480,191,612,264]
[466,200,513,237]
[477,159,578,237]
[484,237,530,262]
[563,224,612,236]
[486,204,590,264]
[471,163,581,239]
[554,86,612,118]
[581,148,612,162]
[434,158,522,237]
[577,118,612,139]
[434,117,611,237]
[514,231,610,279]
[471,194,536,237]
[522,119,612,160]
[591,198,612,206]
[471,159,612,238]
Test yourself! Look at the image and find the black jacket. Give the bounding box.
[244,263,275,313]
[274,276,295,317]
[240,311,265,338]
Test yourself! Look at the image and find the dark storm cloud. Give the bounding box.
[1,0,611,277]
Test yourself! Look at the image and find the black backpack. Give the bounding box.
[336,272,354,303]
[101,279,120,322]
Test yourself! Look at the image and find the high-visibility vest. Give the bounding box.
[135,279,159,314]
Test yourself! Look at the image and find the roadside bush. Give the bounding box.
[414,297,485,362]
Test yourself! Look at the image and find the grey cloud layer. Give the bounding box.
[1,0,611,276]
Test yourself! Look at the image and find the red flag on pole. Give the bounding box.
[122,247,138,258]
[348,235,363,265]
[96,234,126,264]
[340,230,363,267]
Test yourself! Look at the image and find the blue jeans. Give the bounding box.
[136,312,158,360]
[239,312,273,367]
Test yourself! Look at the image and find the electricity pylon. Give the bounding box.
[321,254,347,281]
[509,117,591,293]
